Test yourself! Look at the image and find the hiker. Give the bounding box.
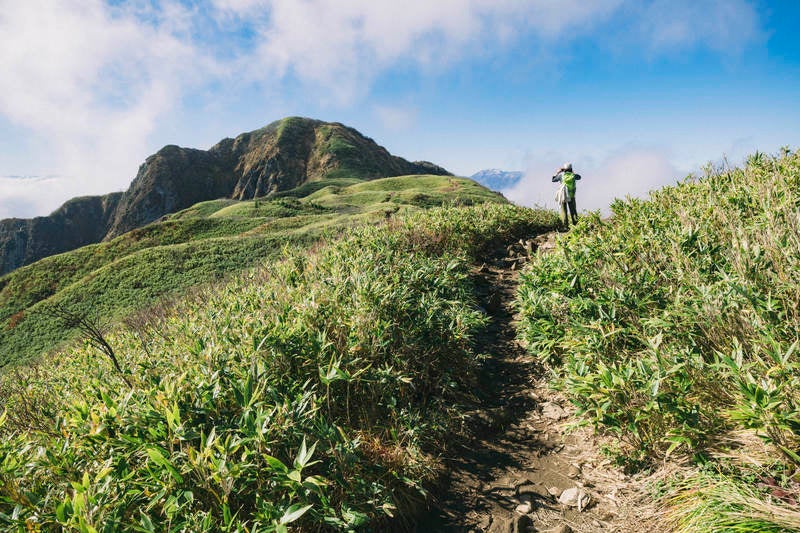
[552,163,581,228]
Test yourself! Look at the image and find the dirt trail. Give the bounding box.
[417,232,648,533]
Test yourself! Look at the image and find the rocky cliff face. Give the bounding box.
[0,193,122,274]
[219,118,448,200]
[106,146,236,238]
[0,117,450,274]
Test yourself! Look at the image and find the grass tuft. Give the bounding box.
[666,469,800,533]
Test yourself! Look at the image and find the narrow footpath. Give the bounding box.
[418,232,656,533]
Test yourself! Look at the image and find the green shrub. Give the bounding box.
[0,174,511,366]
[517,150,800,464]
[0,203,557,531]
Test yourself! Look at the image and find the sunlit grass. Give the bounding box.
[516,149,800,529]
[0,203,558,531]
[0,174,506,366]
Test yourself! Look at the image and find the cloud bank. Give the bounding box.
[504,146,685,214]
[0,0,762,219]
[0,0,199,217]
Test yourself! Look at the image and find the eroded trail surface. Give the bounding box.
[418,233,647,533]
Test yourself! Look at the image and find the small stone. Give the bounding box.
[567,464,581,478]
[559,487,579,505]
[515,501,532,514]
[547,486,561,496]
[541,402,567,420]
[552,525,572,533]
[558,487,591,510]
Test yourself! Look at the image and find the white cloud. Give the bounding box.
[0,0,200,216]
[210,0,760,100]
[374,105,418,131]
[632,0,762,54]
[0,0,764,219]
[215,0,624,103]
[0,176,73,219]
[504,146,684,214]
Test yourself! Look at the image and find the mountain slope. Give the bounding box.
[517,149,800,531]
[0,202,559,531]
[0,175,499,366]
[0,117,450,274]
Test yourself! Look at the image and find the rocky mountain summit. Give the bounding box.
[0,117,450,274]
[471,169,524,191]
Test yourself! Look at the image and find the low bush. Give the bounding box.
[0,203,556,531]
[517,149,800,525]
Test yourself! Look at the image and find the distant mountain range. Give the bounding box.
[0,117,450,275]
[470,169,524,192]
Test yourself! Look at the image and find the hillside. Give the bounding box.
[0,117,450,275]
[0,202,559,531]
[517,149,800,531]
[1,146,798,532]
[0,174,498,367]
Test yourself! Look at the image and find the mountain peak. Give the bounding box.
[470,169,524,191]
[0,118,451,274]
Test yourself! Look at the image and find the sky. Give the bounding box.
[1,0,798,218]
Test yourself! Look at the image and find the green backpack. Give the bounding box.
[562,171,577,199]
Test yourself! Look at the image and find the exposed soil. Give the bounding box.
[416,232,657,532]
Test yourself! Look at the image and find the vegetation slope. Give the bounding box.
[0,175,498,367]
[0,203,558,531]
[3,142,798,532]
[517,149,800,531]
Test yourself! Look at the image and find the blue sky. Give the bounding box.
[1,0,798,218]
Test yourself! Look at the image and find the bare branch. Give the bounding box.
[40,304,132,388]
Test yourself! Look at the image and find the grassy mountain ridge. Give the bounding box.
[0,175,497,367]
[0,117,451,275]
[104,117,449,239]
[2,142,797,530]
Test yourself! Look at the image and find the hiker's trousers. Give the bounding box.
[560,198,578,227]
